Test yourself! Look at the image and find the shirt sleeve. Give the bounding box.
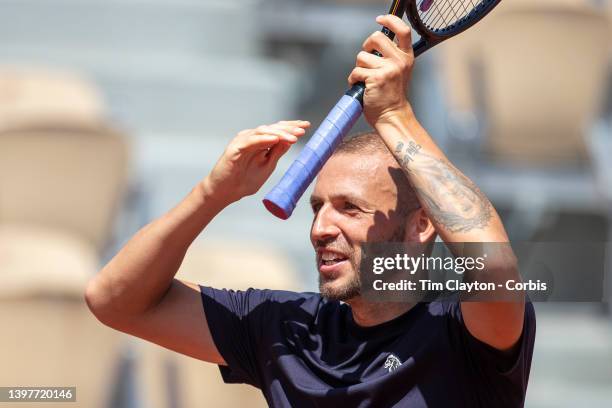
[199,286,273,388]
[445,300,536,407]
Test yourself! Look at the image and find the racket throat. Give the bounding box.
[412,39,429,58]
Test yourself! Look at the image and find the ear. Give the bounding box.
[403,208,437,243]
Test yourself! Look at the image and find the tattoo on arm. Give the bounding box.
[394,141,492,233]
[395,141,422,169]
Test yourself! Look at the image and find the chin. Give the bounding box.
[319,274,361,302]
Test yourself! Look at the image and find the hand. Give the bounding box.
[348,15,415,127]
[204,120,311,205]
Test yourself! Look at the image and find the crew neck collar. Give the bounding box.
[346,302,427,338]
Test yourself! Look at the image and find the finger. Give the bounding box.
[276,120,311,129]
[239,133,281,152]
[362,31,398,59]
[356,51,384,69]
[255,125,298,143]
[265,140,292,166]
[348,67,374,86]
[376,14,412,53]
[270,123,309,138]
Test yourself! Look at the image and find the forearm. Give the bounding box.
[86,178,228,319]
[375,106,508,244]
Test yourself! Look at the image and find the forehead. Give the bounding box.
[312,152,399,204]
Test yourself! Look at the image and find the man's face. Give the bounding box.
[310,153,410,302]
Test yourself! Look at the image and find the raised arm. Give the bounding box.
[349,15,524,351]
[85,121,309,363]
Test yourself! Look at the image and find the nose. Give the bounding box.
[311,204,341,245]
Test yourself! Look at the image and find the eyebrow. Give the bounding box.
[309,193,373,208]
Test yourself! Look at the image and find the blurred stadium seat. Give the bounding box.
[440,0,611,164]
[133,241,304,408]
[479,1,610,165]
[0,296,125,408]
[0,225,98,299]
[0,121,129,251]
[0,68,130,407]
[0,68,105,130]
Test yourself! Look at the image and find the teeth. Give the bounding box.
[322,252,338,261]
[321,251,346,264]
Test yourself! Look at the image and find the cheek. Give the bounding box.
[342,220,370,245]
[343,222,374,264]
[364,221,398,242]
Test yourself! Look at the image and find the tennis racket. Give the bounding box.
[263,0,502,219]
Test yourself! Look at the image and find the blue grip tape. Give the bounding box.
[263,94,363,219]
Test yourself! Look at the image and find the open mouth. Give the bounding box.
[319,251,349,268]
[321,258,346,266]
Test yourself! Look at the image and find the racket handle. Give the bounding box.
[263,94,363,219]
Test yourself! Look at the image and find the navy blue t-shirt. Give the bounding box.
[200,286,536,407]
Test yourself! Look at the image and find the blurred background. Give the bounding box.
[0,0,611,407]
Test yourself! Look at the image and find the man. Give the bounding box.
[86,15,535,407]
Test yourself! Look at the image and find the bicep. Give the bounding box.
[460,247,525,351]
[460,301,526,351]
[118,279,226,365]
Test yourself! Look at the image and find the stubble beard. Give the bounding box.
[318,223,407,302]
[318,253,361,302]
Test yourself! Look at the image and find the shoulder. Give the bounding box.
[200,286,328,318]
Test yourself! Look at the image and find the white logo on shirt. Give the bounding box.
[384,354,402,372]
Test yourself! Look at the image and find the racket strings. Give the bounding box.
[426,0,467,28]
[417,0,484,31]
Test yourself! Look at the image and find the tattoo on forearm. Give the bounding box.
[395,141,422,168]
[394,141,492,233]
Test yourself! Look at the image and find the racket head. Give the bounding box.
[406,0,502,55]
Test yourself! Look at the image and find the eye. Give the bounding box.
[311,202,322,214]
[343,202,360,212]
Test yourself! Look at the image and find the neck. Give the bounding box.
[347,297,415,327]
